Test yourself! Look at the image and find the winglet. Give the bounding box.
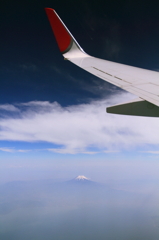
[45,8,84,55]
[45,8,73,54]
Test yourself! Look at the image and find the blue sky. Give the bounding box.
[1,0,159,185]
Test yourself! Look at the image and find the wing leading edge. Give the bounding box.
[45,8,159,117]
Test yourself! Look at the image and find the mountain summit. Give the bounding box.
[67,175,96,186]
[74,175,90,181]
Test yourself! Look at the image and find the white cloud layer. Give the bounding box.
[0,93,159,154]
[0,104,20,112]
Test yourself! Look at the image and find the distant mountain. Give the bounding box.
[0,176,141,217]
[74,175,90,181]
[66,175,98,186]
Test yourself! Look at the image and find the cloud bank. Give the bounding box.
[0,93,159,154]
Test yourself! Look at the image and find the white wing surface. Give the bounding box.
[45,8,159,117]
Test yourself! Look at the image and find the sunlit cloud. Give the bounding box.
[0,104,20,112]
[0,92,159,154]
[0,148,31,153]
[141,151,159,154]
[0,148,15,153]
[47,148,98,154]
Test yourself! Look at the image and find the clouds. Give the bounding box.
[0,92,159,154]
[0,148,15,153]
[0,148,30,153]
[19,64,38,72]
[0,104,19,112]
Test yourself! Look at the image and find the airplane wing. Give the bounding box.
[45,8,159,117]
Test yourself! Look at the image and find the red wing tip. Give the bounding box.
[45,8,55,11]
[45,7,72,53]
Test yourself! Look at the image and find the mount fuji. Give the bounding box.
[74,175,90,181]
[66,175,98,186]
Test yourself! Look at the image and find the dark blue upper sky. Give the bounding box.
[1,0,159,106]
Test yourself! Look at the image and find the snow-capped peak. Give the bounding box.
[75,175,89,181]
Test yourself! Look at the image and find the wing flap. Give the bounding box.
[107,98,159,117]
[124,85,159,107]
